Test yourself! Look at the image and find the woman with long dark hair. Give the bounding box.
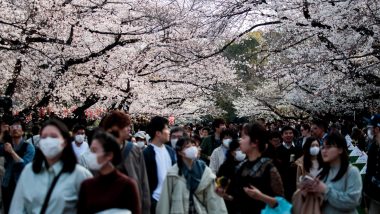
[216,139,246,213]
[156,137,227,213]
[295,137,324,184]
[305,132,362,214]
[10,119,92,213]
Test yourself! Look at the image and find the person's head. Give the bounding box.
[302,137,323,173]
[281,126,295,144]
[268,132,282,148]
[10,117,25,139]
[226,139,245,162]
[170,127,187,148]
[191,135,202,147]
[300,124,311,137]
[134,131,147,148]
[240,123,268,154]
[213,118,226,135]
[73,124,86,144]
[257,118,266,127]
[320,132,349,182]
[200,127,210,138]
[369,114,380,140]
[220,129,237,148]
[101,111,132,143]
[175,137,198,175]
[33,119,76,173]
[147,116,170,144]
[86,131,122,171]
[31,125,40,136]
[311,119,328,139]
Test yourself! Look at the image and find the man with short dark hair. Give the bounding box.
[297,123,311,148]
[274,126,302,201]
[311,119,328,145]
[169,126,187,148]
[0,118,35,214]
[200,118,226,165]
[143,116,176,214]
[71,124,89,159]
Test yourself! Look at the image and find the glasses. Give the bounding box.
[10,125,22,130]
[321,145,336,150]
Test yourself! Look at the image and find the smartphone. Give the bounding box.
[301,175,315,186]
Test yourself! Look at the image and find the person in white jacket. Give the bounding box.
[157,137,227,214]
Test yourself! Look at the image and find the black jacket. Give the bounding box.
[143,144,176,199]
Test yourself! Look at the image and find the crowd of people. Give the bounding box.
[0,111,379,214]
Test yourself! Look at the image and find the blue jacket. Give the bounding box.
[0,139,35,187]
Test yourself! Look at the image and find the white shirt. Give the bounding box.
[71,141,90,159]
[282,142,295,150]
[10,161,92,214]
[210,146,228,174]
[152,144,172,201]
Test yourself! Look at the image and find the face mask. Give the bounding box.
[235,150,246,161]
[183,146,198,160]
[75,134,85,143]
[367,129,374,140]
[171,139,178,148]
[39,137,64,158]
[83,152,105,171]
[136,141,145,148]
[223,139,232,148]
[310,146,320,156]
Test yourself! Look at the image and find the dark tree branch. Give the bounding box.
[4,59,22,97]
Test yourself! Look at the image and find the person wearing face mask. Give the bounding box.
[71,124,89,159]
[216,139,246,213]
[157,137,228,214]
[295,137,323,185]
[133,131,148,149]
[100,111,150,214]
[169,127,187,149]
[78,131,141,214]
[292,137,324,214]
[216,123,285,214]
[210,129,237,174]
[9,119,92,214]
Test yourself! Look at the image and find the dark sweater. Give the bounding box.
[230,157,284,214]
[274,144,302,200]
[77,170,141,214]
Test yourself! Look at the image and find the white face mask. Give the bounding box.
[183,146,198,160]
[136,141,145,148]
[367,129,374,140]
[171,139,178,148]
[310,146,320,156]
[222,139,232,148]
[39,137,64,159]
[83,152,105,171]
[235,150,246,161]
[75,134,85,144]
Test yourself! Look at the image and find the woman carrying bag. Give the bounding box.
[10,119,92,214]
[304,132,362,214]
